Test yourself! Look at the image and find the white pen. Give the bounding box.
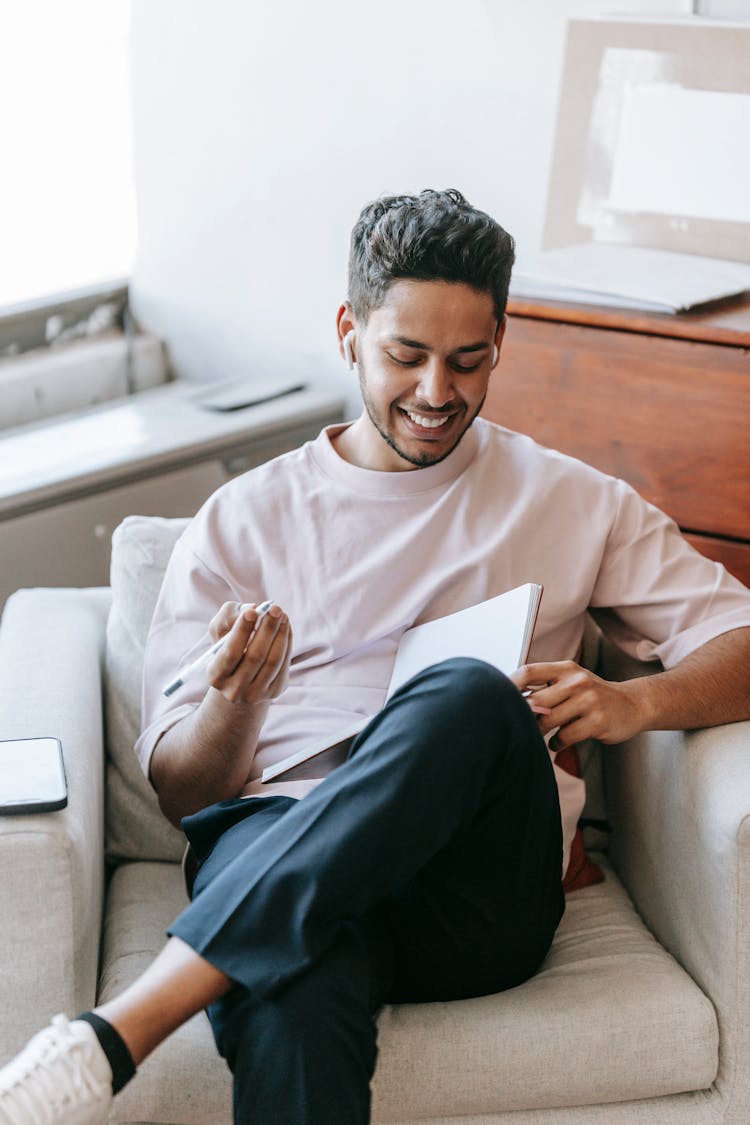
[162,599,274,697]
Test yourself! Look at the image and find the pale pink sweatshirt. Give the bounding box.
[136,419,750,875]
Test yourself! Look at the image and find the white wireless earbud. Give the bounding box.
[343,330,356,371]
[492,345,499,366]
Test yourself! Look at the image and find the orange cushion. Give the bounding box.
[556,742,605,894]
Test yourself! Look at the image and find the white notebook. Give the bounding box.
[261,583,543,783]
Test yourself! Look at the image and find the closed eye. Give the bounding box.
[386,353,423,367]
[386,353,484,372]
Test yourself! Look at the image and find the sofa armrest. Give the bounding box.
[605,719,750,1120]
[0,587,111,1057]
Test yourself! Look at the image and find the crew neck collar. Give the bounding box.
[311,419,483,496]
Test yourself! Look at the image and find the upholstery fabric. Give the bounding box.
[100,857,717,1124]
[606,721,750,1125]
[0,588,110,1055]
[105,515,188,862]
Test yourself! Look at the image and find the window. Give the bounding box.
[0,1,136,309]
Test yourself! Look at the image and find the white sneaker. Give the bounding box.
[0,1015,113,1124]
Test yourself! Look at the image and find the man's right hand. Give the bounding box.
[206,601,292,707]
[150,601,293,825]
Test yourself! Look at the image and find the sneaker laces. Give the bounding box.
[0,1015,111,1124]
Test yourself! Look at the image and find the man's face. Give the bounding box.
[339,279,503,472]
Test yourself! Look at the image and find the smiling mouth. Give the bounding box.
[400,407,457,433]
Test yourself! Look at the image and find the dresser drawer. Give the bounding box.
[485,314,750,542]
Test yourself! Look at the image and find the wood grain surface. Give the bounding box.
[483,298,750,588]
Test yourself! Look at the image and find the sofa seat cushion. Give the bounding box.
[99,858,718,1125]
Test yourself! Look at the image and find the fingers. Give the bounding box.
[513,660,575,721]
[208,603,292,704]
[208,601,245,642]
[535,696,590,738]
[266,618,293,695]
[512,661,567,715]
[247,607,290,693]
[516,661,641,747]
[525,696,552,717]
[514,661,603,739]
[552,717,596,750]
[515,662,593,708]
[512,660,579,691]
[208,601,276,660]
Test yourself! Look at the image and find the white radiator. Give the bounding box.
[0,380,345,610]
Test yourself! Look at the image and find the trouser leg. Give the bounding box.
[171,657,563,1002]
[182,796,393,1125]
[214,916,391,1125]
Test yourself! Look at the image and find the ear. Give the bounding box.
[491,316,507,370]
[336,303,358,370]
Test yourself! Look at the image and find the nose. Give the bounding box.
[414,359,454,408]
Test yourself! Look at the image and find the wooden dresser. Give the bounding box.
[482,294,750,589]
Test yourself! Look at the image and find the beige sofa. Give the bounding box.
[0,513,748,1124]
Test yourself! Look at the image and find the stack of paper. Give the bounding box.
[510,244,750,314]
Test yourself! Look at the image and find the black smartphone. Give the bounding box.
[0,737,68,814]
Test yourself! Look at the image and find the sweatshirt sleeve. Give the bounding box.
[588,479,750,669]
[133,530,237,781]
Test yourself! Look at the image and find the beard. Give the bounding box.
[358,358,485,468]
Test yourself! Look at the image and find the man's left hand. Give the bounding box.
[511,661,646,749]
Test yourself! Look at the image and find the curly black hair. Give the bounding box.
[348,189,515,323]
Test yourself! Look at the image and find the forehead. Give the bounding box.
[367,279,496,343]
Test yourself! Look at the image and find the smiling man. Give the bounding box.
[2,189,750,1125]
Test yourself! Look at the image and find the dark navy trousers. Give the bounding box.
[170,658,565,1125]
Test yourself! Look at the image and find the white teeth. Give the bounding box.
[406,410,450,429]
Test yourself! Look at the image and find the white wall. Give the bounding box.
[129,0,689,399]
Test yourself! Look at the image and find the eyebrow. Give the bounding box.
[386,335,490,354]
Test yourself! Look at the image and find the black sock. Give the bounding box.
[76,1011,136,1094]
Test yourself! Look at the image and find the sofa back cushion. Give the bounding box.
[105,515,189,863]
